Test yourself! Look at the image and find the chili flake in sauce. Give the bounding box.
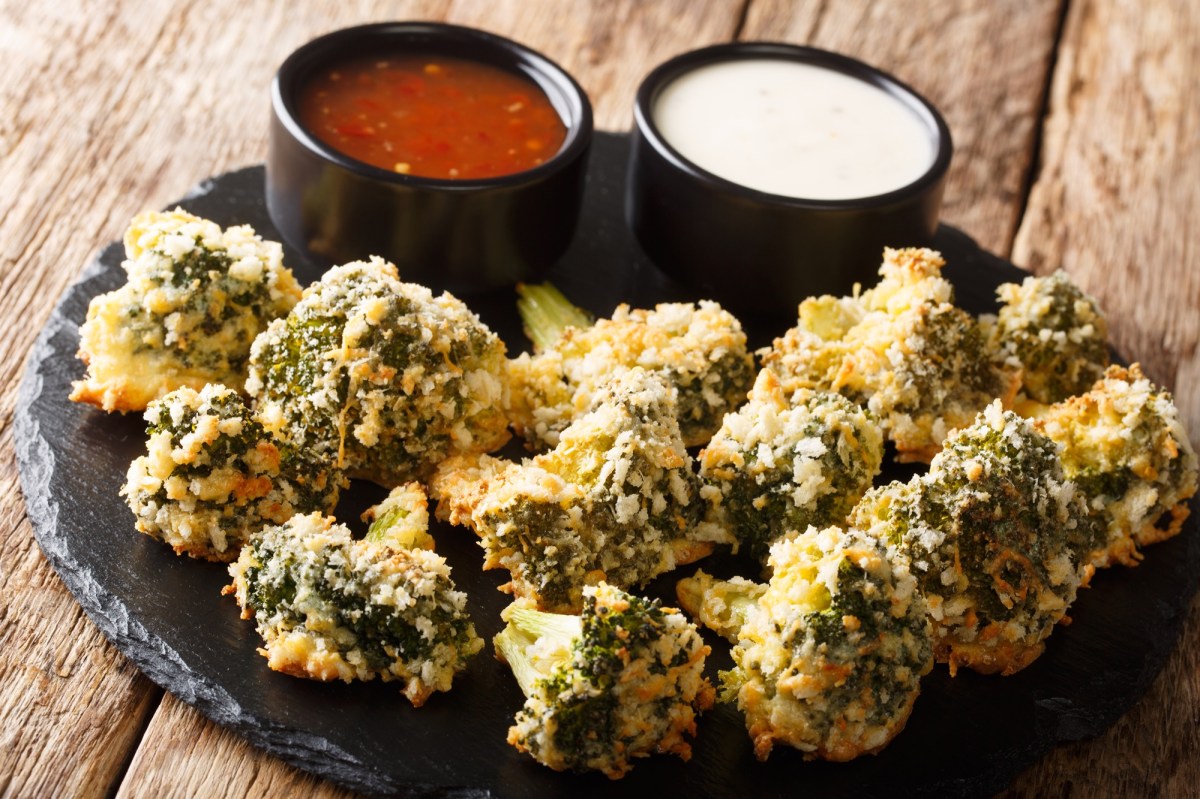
[299,55,567,180]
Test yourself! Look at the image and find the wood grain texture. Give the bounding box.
[0,454,160,798]
[115,695,359,799]
[1004,0,1200,794]
[742,0,1065,257]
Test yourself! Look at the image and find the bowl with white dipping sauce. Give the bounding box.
[626,43,952,315]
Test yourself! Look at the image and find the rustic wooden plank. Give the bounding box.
[0,2,192,795]
[1005,0,1200,794]
[446,0,746,131]
[115,695,360,799]
[0,461,161,798]
[741,0,1065,257]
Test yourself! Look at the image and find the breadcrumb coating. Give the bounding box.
[247,257,510,486]
[496,584,714,778]
[761,248,1020,463]
[225,486,482,707]
[123,384,341,561]
[699,368,883,562]
[510,300,754,448]
[432,368,729,612]
[702,526,931,761]
[851,401,1100,675]
[1035,364,1198,567]
[71,209,301,411]
[992,271,1109,404]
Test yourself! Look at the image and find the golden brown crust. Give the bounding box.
[940,635,1045,678]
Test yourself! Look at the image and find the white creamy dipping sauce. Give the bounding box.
[653,59,936,200]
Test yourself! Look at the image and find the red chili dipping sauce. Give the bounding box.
[298,55,568,180]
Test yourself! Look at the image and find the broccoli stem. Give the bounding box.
[494,606,584,698]
[362,486,434,551]
[365,505,408,542]
[516,282,593,351]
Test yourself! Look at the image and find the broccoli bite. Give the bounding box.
[1035,364,1198,567]
[991,270,1109,404]
[225,484,482,706]
[432,368,730,612]
[247,256,510,486]
[674,569,764,643]
[699,368,883,563]
[123,384,342,561]
[493,583,714,778]
[680,526,931,762]
[761,247,1020,463]
[509,282,755,448]
[851,401,1100,675]
[71,209,301,412]
[361,480,436,551]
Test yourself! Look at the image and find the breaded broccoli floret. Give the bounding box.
[432,368,729,612]
[509,282,755,448]
[493,583,714,778]
[678,526,931,762]
[247,257,510,486]
[761,248,1020,463]
[991,270,1109,404]
[851,401,1101,675]
[699,368,883,562]
[225,484,483,706]
[71,209,302,411]
[123,384,342,561]
[1035,364,1197,567]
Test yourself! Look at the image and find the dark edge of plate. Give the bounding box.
[14,137,1200,799]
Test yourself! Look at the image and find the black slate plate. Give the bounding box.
[16,132,1199,798]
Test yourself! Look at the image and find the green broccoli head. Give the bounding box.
[247,256,510,486]
[225,486,482,706]
[510,283,755,448]
[493,582,714,778]
[699,368,883,563]
[851,400,1101,675]
[123,383,342,561]
[432,368,729,613]
[993,271,1109,404]
[681,526,931,762]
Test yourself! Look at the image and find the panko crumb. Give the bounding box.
[699,368,883,562]
[71,208,301,411]
[1035,364,1198,567]
[761,247,1020,463]
[123,384,342,561]
[851,400,1099,675]
[432,368,727,612]
[723,526,931,761]
[225,491,482,707]
[509,299,754,448]
[247,256,511,486]
[992,270,1109,405]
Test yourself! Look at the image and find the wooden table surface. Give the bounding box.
[2,0,1197,796]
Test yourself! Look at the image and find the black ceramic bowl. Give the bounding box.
[267,22,593,292]
[627,43,952,316]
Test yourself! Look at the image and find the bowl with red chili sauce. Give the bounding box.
[267,22,593,291]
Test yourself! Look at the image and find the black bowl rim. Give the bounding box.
[633,41,954,209]
[272,21,594,190]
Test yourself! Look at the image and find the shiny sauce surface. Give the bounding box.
[654,59,935,200]
[298,55,567,180]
